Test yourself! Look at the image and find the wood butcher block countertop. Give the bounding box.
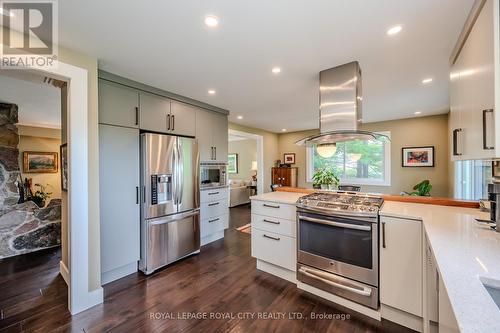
[275,187,480,209]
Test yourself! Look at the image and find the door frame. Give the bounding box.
[19,62,103,314]
[228,129,264,194]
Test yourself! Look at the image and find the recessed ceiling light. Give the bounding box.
[204,15,219,28]
[237,116,243,120]
[281,129,287,132]
[208,89,216,95]
[415,111,422,115]
[272,67,281,74]
[422,78,433,84]
[387,25,402,36]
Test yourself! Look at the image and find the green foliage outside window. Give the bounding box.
[312,139,385,182]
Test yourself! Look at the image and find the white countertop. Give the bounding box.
[250,191,306,205]
[381,201,500,333]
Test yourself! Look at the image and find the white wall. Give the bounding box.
[228,139,257,181]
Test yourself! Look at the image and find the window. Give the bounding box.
[454,160,491,200]
[306,132,391,186]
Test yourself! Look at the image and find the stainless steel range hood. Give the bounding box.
[296,61,388,146]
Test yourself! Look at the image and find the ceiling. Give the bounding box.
[59,0,473,133]
[0,74,61,128]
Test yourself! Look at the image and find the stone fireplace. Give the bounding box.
[0,103,61,259]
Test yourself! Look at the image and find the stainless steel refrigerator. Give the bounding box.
[139,133,200,275]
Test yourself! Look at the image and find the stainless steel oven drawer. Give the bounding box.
[297,264,378,309]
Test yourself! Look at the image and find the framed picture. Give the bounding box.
[402,146,435,167]
[283,153,296,164]
[60,144,68,191]
[227,153,238,174]
[23,151,58,173]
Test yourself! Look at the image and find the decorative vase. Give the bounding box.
[320,184,329,190]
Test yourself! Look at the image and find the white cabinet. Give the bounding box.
[139,93,196,136]
[450,0,497,160]
[170,100,196,137]
[99,124,140,284]
[200,187,229,245]
[380,216,422,317]
[139,92,171,133]
[195,109,228,162]
[251,199,297,282]
[98,79,139,128]
[438,274,460,333]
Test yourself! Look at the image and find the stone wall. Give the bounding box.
[0,103,61,259]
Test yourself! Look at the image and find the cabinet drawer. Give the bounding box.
[201,214,228,238]
[201,188,228,203]
[252,200,296,221]
[251,214,295,238]
[251,228,296,271]
[201,199,228,220]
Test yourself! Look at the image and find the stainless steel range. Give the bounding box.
[296,191,383,309]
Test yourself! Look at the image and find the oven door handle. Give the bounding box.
[299,216,371,231]
[299,267,372,297]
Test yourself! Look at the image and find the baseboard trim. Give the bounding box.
[201,230,225,246]
[59,260,70,286]
[297,282,381,321]
[256,260,296,283]
[101,262,138,285]
[380,304,423,332]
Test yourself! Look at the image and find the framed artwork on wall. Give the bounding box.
[60,143,68,191]
[283,153,296,164]
[402,146,435,167]
[23,151,58,173]
[227,153,238,174]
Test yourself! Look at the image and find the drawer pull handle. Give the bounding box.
[209,218,220,223]
[263,219,280,225]
[263,234,280,241]
[208,202,220,207]
[208,192,220,196]
[263,204,280,209]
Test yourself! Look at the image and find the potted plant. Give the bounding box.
[410,180,432,197]
[312,168,340,190]
[31,183,53,207]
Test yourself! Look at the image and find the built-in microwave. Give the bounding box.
[200,162,227,189]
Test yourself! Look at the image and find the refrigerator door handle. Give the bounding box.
[172,142,178,205]
[177,140,184,205]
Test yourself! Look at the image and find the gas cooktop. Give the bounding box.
[296,191,384,218]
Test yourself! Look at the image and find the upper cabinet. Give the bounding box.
[196,109,228,162]
[139,93,196,136]
[98,79,139,128]
[450,0,497,160]
[170,100,196,137]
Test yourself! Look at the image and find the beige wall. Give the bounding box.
[18,126,62,201]
[229,123,278,193]
[277,114,451,197]
[228,139,257,181]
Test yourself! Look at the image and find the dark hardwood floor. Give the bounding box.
[0,204,414,332]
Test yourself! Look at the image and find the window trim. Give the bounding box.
[306,131,391,187]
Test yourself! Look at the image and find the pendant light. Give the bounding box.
[316,143,337,158]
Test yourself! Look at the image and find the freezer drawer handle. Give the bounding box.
[300,216,371,231]
[263,204,280,209]
[263,234,280,241]
[299,267,372,297]
[149,210,200,226]
[208,218,220,223]
[208,202,220,207]
[263,219,280,225]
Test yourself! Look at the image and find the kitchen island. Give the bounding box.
[250,191,500,333]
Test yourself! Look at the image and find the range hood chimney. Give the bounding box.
[296,62,388,151]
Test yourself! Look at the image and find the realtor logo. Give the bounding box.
[1,0,58,69]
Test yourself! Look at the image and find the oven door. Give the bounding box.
[297,211,378,286]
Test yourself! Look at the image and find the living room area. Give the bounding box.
[227,130,261,208]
